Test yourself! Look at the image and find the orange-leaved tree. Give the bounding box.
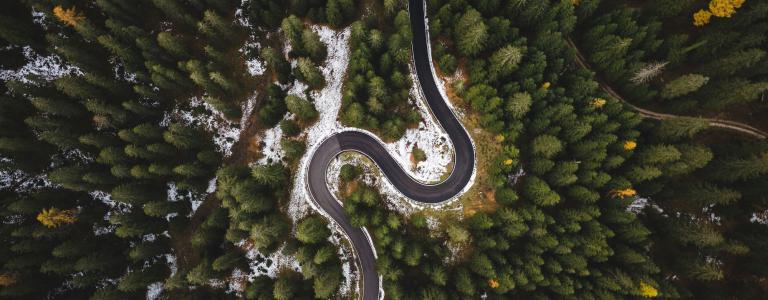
[53,6,85,27]
[0,273,17,287]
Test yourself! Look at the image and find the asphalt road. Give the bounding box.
[305,0,475,299]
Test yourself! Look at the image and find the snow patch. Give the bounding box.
[0,169,53,193]
[287,25,352,222]
[255,114,287,165]
[626,197,664,214]
[146,282,163,300]
[171,96,242,157]
[0,47,81,83]
[751,210,768,225]
[244,242,301,278]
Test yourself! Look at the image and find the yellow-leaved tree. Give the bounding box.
[639,281,659,298]
[693,9,713,27]
[592,97,607,108]
[693,0,746,26]
[610,188,637,199]
[624,140,637,151]
[37,207,77,228]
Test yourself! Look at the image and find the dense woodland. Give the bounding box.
[1,0,767,299]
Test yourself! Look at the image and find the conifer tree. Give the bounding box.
[296,216,331,244]
[251,164,286,186]
[454,9,488,56]
[661,74,709,99]
[285,95,318,120]
[657,117,709,140]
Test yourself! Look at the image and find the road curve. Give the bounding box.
[304,0,475,299]
[565,37,767,139]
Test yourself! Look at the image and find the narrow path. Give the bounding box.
[565,37,767,139]
[304,0,475,299]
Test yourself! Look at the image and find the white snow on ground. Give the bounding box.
[703,204,722,225]
[165,253,178,275]
[245,56,266,76]
[227,241,302,295]
[171,96,242,157]
[0,169,54,193]
[382,64,454,183]
[287,25,351,222]
[255,113,288,165]
[237,12,266,78]
[31,9,46,26]
[146,282,163,300]
[751,210,768,225]
[246,243,301,277]
[0,47,81,83]
[164,181,208,216]
[626,197,664,214]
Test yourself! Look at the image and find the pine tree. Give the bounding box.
[313,265,342,298]
[212,249,245,272]
[152,0,197,29]
[112,183,160,205]
[273,276,297,300]
[699,48,766,77]
[523,176,561,206]
[657,117,709,140]
[326,0,343,27]
[454,9,488,56]
[714,154,768,181]
[454,268,475,295]
[661,74,709,99]
[531,135,563,158]
[164,123,204,149]
[281,139,306,162]
[250,214,289,251]
[285,95,318,120]
[639,144,681,165]
[280,119,301,136]
[251,164,286,186]
[506,92,532,119]
[296,216,331,244]
[295,57,325,89]
[302,28,326,62]
[157,31,190,58]
[129,239,169,262]
[490,45,524,79]
[683,181,741,206]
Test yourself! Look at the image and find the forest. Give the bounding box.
[1,0,767,299]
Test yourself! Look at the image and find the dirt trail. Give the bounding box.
[565,37,767,140]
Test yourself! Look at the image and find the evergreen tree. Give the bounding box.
[285,95,318,120]
[302,28,326,62]
[295,57,325,89]
[490,45,524,79]
[657,117,709,140]
[296,216,331,244]
[454,9,488,56]
[251,164,286,186]
[661,74,709,99]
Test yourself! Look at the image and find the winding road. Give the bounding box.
[304,0,475,299]
[565,37,767,140]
